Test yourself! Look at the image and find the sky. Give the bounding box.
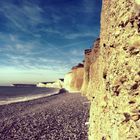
[0,0,102,85]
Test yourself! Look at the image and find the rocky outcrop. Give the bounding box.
[82,0,140,139]
[64,64,84,91]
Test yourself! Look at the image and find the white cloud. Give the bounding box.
[39,28,62,35]
[3,42,35,53]
[64,32,95,39]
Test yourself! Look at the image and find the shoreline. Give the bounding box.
[0,91,60,106]
[0,88,61,106]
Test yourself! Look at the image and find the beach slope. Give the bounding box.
[0,92,89,140]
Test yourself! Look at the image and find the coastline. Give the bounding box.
[0,88,60,106]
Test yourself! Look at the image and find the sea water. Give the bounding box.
[0,86,59,105]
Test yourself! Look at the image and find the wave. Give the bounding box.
[0,90,60,105]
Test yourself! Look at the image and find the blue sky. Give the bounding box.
[0,0,102,85]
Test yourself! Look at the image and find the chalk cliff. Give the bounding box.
[81,0,140,139]
[81,38,100,97]
[45,80,64,89]
[64,64,84,91]
[37,79,64,89]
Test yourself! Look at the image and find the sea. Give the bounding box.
[0,86,60,105]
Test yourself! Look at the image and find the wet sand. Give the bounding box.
[0,92,90,140]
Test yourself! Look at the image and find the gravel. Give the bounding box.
[0,92,90,140]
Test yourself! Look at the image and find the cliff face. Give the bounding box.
[82,0,140,139]
[81,38,100,97]
[64,64,84,91]
[45,80,64,89]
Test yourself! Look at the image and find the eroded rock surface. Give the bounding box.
[82,0,140,139]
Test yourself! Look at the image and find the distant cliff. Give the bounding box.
[37,79,64,89]
[64,63,84,91]
[81,0,140,139]
[81,38,100,97]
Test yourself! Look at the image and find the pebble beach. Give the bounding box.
[0,92,90,140]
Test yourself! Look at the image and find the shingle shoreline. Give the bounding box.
[0,92,90,140]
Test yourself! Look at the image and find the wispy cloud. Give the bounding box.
[0,1,43,32]
[64,32,96,39]
[39,28,62,35]
[0,0,102,84]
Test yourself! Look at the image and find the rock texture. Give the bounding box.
[64,64,84,91]
[82,0,140,139]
